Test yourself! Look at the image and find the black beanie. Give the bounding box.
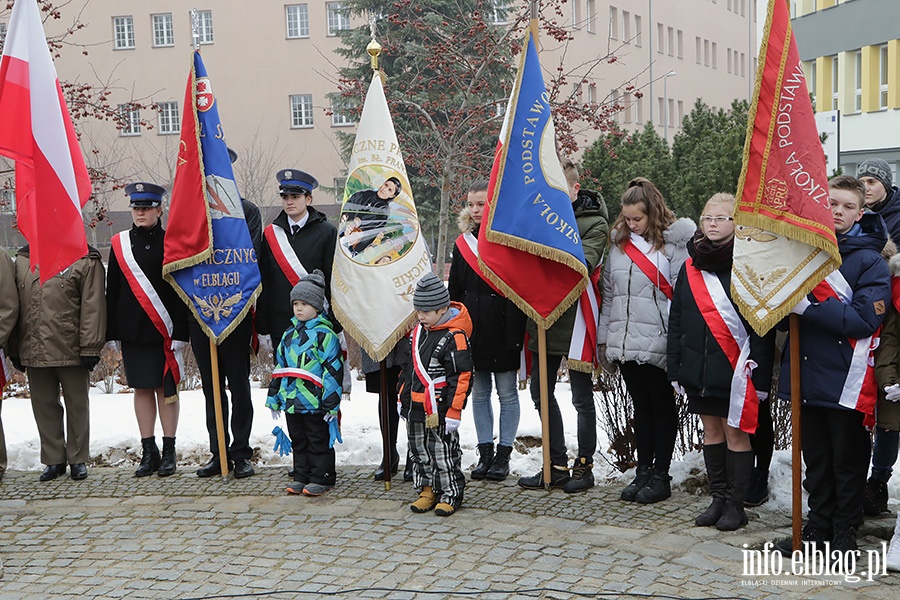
[290,269,326,313]
[413,272,450,312]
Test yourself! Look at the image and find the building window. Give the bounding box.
[831,55,839,111]
[333,177,347,203]
[118,105,140,136]
[158,101,180,135]
[0,189,15,214]
[0,22,7,44]
[623,91,633,123]
[739,52,745,76]
[331,100,355,126]
[490,1,510,25]
[854,50,862,112]
[704,39,710,67]
[667,27,674,56]
[635,96,643,124]
[622,10,630,43]
[606,6,615,39]
[196,10,213,44]
[286,4,310,38]
[290,94,314,128]
[880,45,889,109]
[809,61,817,107]
[676,30,683,59]
[326,2,349,36]
[695,37,701,64]
[727,48,733,74]
[611,88,620,123]
[113,16,135,50]
[657,23,664,54]
[677,100,684,125]
[152,14,174,48]
[571,0,579,27]
[588,85,597,106]
[712,43,718,69]
[634,15,641,47]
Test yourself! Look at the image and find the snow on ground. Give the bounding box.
[2,373,898,515]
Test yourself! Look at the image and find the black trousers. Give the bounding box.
[750,397,774,471]
[286,412,336,486]
[619,361,677,472]
[801,405,871,533]
[190,316,254,460]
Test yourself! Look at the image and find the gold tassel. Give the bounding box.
[425,413,439,429]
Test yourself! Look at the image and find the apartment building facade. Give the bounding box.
[793,0,900,177]
[0,1,757,239]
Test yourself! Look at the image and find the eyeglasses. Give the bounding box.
[699,216,734,223]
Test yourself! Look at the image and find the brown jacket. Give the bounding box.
[12,246,106,367]
[0,253,18,349]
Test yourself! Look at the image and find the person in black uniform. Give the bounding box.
[106,182,189,478]
[193,148,263,479]
[258,169,338,347]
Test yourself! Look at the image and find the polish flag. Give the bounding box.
[0,0,92,282]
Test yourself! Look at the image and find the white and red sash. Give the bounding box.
[411,323,447,428]
[264,223,308,286]
[568,265,601,371]
[685,258,758,433]
[111,231,182,400]
[622,232,673,300]
[272,367,323,388]
[811,271,879,425]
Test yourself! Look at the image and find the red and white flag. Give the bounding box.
[0,0,92,282]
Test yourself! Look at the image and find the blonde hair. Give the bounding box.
[699,193,736,241]
[611,177,675,250]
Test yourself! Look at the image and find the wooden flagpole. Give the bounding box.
[538,326,552,488]
[210,340,230,478]
[789,314,802,551]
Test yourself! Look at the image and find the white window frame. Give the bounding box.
[695,36,701,64]
[331,100,355,127]
[118,105,141,136]
[622,10,631,44]
[196,10,214,45]
[656,23,664,54]
[290,94,314,128]
[606,5,615,39]
[667,26,674,56]
[831,55,839,111]
[326,2,350,36]
[113,16,135,50]
[854,50,862,112]
[0,189,15,214]
[157,101,180,135]
[676,30,683,59]
[634,15,642,47]
[880,45,889,109]
[490,1,509,25]
[286,4,310,39]
[636,96,643,124]
[712,43,718,69]
[152,14,174,48]
[588,85,597,106]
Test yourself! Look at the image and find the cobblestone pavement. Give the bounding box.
[1,466,897,599]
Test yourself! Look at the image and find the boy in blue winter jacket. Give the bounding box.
[777,175,891,555]
[266,269,344,496]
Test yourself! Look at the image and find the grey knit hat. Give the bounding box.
[857,158,894,197]
[290,269,326,313]
[413,272,450,311]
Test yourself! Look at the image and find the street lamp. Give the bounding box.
[663,70,677,144]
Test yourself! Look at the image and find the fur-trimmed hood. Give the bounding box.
[664,217,697,246]
[457,207,477,234]
[889,251,900,277]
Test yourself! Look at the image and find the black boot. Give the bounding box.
[716,449,753,531]
[635,469,671,504]
[564,457,595,493]
[696,442,727,526]
[486,445,512,481]
[620,465,652,501]
[471,443,494,480]
[158,437,177,477]
[374,448,400,481]
[134,437,160,478]
[403,451,414,482]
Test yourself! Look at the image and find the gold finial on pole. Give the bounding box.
[367,39,382,72]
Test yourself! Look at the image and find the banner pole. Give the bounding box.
[538,325,551,489]
[379,359,392,491]
[789,314,802,551]
[210,339,229,478]
[530,0,539,42]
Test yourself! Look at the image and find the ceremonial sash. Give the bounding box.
[811,271,879,425]
[685,258,758,433]
[622,232,673,300]
[264,224,308,286]
[411,323,447,428]
[272,367,323,387]
[111,232,182,402]
[567,265,601,372]
[0,349,9,390]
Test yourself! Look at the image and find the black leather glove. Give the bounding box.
[81,356,101,372]
[10,356,24,372]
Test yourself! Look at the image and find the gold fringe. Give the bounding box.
[172,282,262,345]
[425,413,439,429]
[566,358,594,374]
[164,392,179,405]
[331,299,417,363]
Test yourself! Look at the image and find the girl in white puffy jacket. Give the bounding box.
[598,177,695,505]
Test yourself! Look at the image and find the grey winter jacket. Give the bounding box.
[598,218,695,370]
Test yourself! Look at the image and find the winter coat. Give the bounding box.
[12,246,106,367]
[266,313,344,415]
[399,302,474,424]
[257,207,338,338]
[0,253,18,349]
[873,254,900,430]
[448,209,526,372]
[242,198,263,256]
[869,185,900,242]
[777,213,892,410]
[106,223,189,344]
[667,250,775,401]
[525,189,610,357]
[599,217,695,370]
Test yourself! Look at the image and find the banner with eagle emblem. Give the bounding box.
[162,50,261,342]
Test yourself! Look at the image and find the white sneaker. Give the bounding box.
[887,513,900,572]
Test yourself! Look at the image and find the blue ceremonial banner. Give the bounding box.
[163,51,261,342]
[478,30,588,328]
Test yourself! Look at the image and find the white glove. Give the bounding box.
[270,409,282,420]
[444,418,461,433]
[885,384,900,402]
[756,391,769,401]
[172,340,189,351]
[791,297,812,315]
[671,381,685,396]
[323,413,338,423]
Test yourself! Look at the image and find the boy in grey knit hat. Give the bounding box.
[266,269,344,496]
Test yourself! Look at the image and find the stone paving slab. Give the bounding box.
[0,466,897,599]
